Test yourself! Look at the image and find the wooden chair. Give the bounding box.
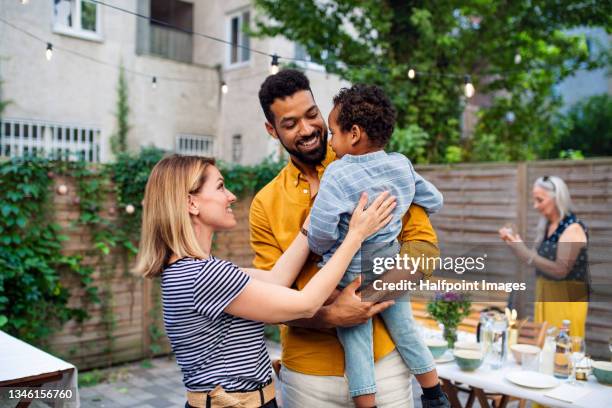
[517,320,549,348]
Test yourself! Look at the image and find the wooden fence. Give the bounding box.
[47,158,612,369]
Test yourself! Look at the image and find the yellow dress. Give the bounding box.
[534,277,588,338]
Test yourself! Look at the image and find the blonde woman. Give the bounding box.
[134,155,395,408]
[499,175,589,337]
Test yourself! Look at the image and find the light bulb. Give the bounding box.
[514,53,522,65]
[269,54,279,75]
[21,0,29,4]
[464,75,475,98]
[46,43,53,61]
[221,82,228,94]
[408,69,416,79]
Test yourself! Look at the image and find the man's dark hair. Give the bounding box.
[332,84,397,148]
[259,69,312,124]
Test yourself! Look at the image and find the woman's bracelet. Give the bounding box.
[300,227,308,237]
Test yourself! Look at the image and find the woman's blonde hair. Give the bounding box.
[533,175,573,246]
[133,154,216,278]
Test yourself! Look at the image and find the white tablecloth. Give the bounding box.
[422,327,612,407]
[0,330,79,408]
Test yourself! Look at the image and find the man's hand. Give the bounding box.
[322,277,395,328]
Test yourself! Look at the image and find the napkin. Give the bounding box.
[543,384,591,403]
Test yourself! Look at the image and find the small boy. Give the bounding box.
[308,84,449,408]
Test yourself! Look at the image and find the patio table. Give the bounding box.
[422,328,612,407]
[0,330,79,408]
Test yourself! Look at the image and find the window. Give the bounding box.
[0,118,100,162]
[227,10,250,66]
[147,0,194,63]
[176,134,214,157]
[53,0,101,40]
[232,134,242,163]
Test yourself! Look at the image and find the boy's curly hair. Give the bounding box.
[332,84,397,148]
[259,69,312,124]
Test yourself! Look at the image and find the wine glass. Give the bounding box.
[569,336,586,386]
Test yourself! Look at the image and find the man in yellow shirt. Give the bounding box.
[250,69,441,407]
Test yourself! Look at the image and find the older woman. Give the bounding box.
[133,155,395,408]
[499,175,589,337]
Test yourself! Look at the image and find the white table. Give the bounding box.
[0,330,79,408]
[436,354,611,407]
[422,328,612,407]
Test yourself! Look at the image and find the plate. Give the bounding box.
[435,351,454,364]
[505,371,559,389]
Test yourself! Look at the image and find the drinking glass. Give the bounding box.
[569,336,585,386]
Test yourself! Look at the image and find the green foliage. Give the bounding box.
[386,125,430,164]
[78,369,105,387]
[110,65,130,156]
[110,147,165,254]
[252,0,611,163]
[553,94,612,158]
[264,324,281,343]
[0,157,97,344]
[427,292,471,347]
[218,157,287,198]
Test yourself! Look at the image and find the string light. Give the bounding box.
[514,53,522,65]
[270,54,280,75]
[408,68,416,79]
[221,81,228,94]
[45,43,53,61]
[151,76,157,89]
[464,75,475,98]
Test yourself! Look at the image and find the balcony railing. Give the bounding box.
[0,118,101,162]
[149,23,193,64]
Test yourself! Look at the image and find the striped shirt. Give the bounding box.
[308,150,443,273]
[161,257,272,392]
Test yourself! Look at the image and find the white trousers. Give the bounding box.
[279,349,414,408]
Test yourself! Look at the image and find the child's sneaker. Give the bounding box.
[421,393,451,408]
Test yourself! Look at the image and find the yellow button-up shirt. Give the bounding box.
[249,146,439,376]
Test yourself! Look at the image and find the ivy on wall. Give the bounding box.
[0,148,286,348]
[0,157,98,343]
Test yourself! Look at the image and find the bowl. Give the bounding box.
[454,349,484,371]
[592,361,612,385]
[454,341,481,351]
[426,339,448,359]
[510,344,541,365]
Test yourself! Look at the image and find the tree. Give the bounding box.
[553,93,612,157]
[252,0,611,162]
[110,64,130,156]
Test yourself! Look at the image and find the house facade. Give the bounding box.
[0,0,346,164]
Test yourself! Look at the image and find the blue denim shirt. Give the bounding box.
[308,151,443,274]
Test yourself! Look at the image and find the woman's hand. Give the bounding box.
[498,227,523,243]
[348,191,396,242]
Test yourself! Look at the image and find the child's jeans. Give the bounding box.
[337,300,435,397]
[334,240,435,397]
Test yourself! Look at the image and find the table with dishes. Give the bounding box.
[422,328,612,408]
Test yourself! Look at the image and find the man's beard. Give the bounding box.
[278,129,328,166]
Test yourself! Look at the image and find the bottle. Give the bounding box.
[554,320,571,379]
[540,327,556,375]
